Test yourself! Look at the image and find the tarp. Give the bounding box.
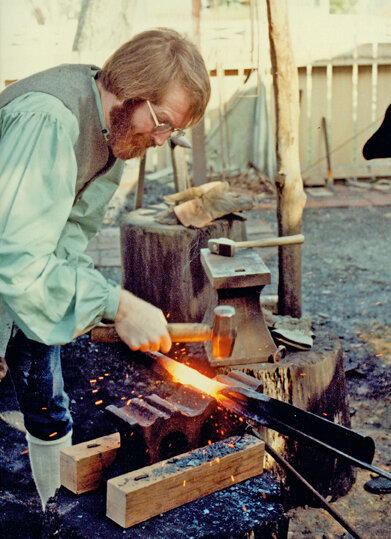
[205,73,276,180]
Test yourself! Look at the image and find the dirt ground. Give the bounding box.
[0,183,390,538]
[259,202,391,539]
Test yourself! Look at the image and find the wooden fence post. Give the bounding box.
[266,0,307,317]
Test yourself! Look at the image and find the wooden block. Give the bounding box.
[106,435,264,529]
[60,432,120,494]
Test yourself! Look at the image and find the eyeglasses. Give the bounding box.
[146,100,184,136]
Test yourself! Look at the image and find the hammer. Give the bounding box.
[208,234,305,257]
[90,305,236,359]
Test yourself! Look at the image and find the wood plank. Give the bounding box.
[356,64,374,170]
[60,433,120,494]
[331,65,354,169]
[171,145,190,192]
[298,66,309,174]
[106,435,264,529]
[303,65,328,185]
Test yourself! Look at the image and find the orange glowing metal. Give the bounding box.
[153,353,227,398]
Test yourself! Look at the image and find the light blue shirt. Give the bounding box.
[0,88,122,350]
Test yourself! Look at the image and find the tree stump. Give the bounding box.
[217,326,356,504]
[120,205,246,322]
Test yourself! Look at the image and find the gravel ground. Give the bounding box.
[256,204,391,539]
[0,183,390,538]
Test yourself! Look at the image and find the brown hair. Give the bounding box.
[97,28,210,127]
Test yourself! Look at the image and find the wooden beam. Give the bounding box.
[266,0,306,317]
[192,0,207,186]
[106,435,264,528]
[171,145,191,192]
[60,432,120,494]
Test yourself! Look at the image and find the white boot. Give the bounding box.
[26,430,72,511]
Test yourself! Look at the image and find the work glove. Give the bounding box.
[156,181,253,228]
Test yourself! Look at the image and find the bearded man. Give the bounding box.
[0,27,210,510]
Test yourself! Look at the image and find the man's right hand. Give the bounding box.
[114,289,172,353]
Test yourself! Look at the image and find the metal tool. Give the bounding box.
[218,385,391,482]
[201,247,284,366]
[208,234,305,257]
[170,131,192,193]
[90,305,236,359]
[248,426,363,539]
[149,352,381,539]
[134,132,192,211]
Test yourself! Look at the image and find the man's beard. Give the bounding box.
[108,101,156,160]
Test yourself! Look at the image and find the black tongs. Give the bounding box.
[217,385,390,481]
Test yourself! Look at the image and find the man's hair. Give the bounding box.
[97,28,211,127]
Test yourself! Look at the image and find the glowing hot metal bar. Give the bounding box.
[148,352,227,398]
[147,352,391,482]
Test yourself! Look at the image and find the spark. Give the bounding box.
[183,480,186,487]
[49,432,57,438]
[300,372,307,376]
[21,450,28,455]
[231,475,235,482]
[242,505,247,512]
[92,389,98,394]
[95,400,103,406]
[90,379,97,384]
[126,399,132,405]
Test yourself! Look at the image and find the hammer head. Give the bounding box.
[208,237,235,257]
[170,131,192,149]
[211,305,236,359]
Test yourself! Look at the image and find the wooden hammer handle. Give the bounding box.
[235,234,305,249]
[91,323,212,344]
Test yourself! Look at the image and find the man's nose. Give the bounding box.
[152,132,172,146]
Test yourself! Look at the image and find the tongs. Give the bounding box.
[217,385,390,481]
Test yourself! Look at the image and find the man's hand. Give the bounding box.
[114,290,171,353]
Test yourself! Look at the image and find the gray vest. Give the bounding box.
[0,64,118,354]
[0,63,117,198]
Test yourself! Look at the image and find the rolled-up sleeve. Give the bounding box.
[0,92,121,345]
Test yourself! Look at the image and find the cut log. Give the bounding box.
[106,435,264,528]
[216,326,356,503]
[120,205,246,322]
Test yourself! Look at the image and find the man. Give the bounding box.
[0,27,211,510]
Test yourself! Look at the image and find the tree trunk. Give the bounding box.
[120,206,246,323]
[266,0,307,317]
[218,326,356,504]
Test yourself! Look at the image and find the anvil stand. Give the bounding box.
[201,247,285,367]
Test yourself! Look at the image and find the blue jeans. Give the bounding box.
[5,329,73,440]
